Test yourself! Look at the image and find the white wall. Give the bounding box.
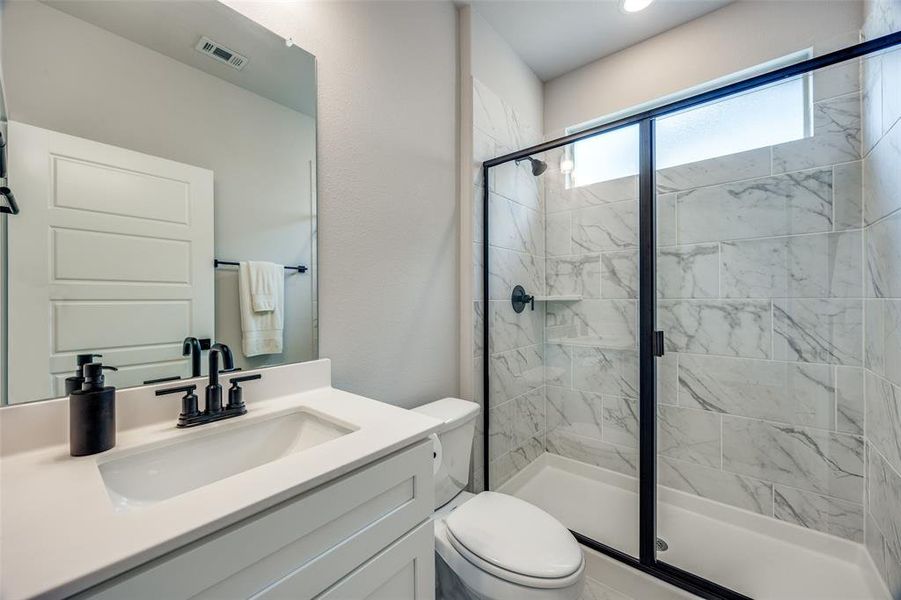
[544,0,864,134]
[470,8,544,132]
[224,1,460,409]
[2,1,316,376]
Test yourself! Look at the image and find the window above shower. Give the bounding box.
[567,50,813,188]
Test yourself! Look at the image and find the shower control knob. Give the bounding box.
[511,285,534,313]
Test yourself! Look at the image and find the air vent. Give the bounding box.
[194,36,247,71]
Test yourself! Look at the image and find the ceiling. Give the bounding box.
[470,0,735,81]
[45,0,317,117]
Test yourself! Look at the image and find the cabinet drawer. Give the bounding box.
[310,520,434,600]
[80,440,433,600]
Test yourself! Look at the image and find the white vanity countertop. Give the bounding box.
[0,366,443,600]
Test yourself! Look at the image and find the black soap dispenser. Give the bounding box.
[65,353,103,395]
[69,362,118,457]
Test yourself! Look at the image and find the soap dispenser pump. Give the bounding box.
[64,353,103,395]
[69,362,118,457]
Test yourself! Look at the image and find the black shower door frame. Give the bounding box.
[481,30,901,600]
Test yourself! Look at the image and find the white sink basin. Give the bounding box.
[99,411,354,509]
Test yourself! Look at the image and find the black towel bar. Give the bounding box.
[213,259,307,273]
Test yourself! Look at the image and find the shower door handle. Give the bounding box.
[653,330,665,357]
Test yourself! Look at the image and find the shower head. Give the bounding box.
[516,156,548,176]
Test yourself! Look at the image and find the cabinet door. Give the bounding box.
[313,521,434,600]
[78,441,433,600]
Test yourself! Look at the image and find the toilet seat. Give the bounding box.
[444,492,584,589]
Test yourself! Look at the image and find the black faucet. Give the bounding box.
[182,337,213,378]
[205,343,234,414]
[156,343,259,428]
[182,337,202,378]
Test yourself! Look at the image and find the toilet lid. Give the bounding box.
[445,492,583,581]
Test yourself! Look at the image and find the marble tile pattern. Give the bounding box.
[571,347,639,399]
[657,457,773,516]
[572,200,638,253]
[721,231,862,299]
[600,250,639,299]
[657,299,772,358]
[866,210,901,298]
[474,77,550,488]
[771,93,862,174]
[773,299,863,366]
[860,17,901,592]
[868,446,901,569]
[547,255,601,298]
[773,485,863,541]
[488,191,544,255]
[836,366,865,435]
[833,161,864,231]
[488,345,544,403]
[678,354,837,429]
[473,45,901,554]
[657,243,719,299]
[488,300,543,355]
[676,168,834,244]
[546,300,637,348]
[657,405,721,468]
[863,66,901,225]
[722,416,864,503]
[656,147,770,194]
[546,427,638,478]
[866,371,901,475]
[536,91,880,543]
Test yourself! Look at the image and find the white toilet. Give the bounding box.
[413,398,585,600]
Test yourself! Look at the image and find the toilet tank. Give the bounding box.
[412,398,480,509]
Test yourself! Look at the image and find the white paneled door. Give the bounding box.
[7,121,214,403]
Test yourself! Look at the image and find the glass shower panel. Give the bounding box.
[652,50,896,597]
[486,127,643,560]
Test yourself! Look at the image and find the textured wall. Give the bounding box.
[543,0,863,135]
[861,0,901,595]
[225,1,459,409]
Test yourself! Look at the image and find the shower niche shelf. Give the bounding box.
[534,295,582,302]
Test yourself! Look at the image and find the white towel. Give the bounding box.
[238,261,284,356]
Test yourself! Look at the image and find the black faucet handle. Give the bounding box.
[155,383,196,394]
[156,384,200,426]
[227,374,261,412]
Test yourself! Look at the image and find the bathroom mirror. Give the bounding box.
[0,0,318,405]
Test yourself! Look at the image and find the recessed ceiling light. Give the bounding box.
[621,0,656,13]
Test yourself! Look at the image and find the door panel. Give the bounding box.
[7,121,214,403]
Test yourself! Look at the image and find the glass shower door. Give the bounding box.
[652,53,881,598]
[483,125,644,561]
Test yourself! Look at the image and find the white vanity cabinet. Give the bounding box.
[77,440,435,600]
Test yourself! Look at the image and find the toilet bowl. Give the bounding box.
[413,398,585,600]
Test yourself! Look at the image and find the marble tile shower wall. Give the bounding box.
[471,78,547,491]
[861,1,901,594]
[542,55,882,543]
